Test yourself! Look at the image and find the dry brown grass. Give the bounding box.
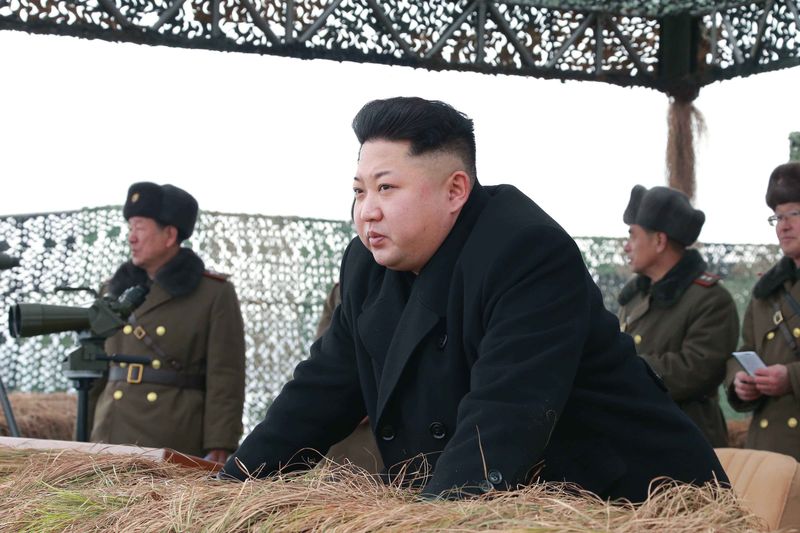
[0,447,767,532]
[0,392,76,440]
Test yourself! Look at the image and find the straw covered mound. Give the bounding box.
[0,448,766,532]
[0,392,76,440]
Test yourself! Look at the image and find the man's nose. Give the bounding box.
[359,194,381,221]
[623,240,631,252]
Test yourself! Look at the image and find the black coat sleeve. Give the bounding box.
[221,242,366,480]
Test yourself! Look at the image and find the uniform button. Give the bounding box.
[380,426,395,441]
[487,469,503,485]
[794,328,800,338]
[478,480,493,493]
[760,418,769,429]
[437,334,448,350]
[113,390,123,400]
[147,392,158,402]
[156,326,166,336]
[429,422,447,440]
[119,362,127,368]
[123,325,133,335]
[151,359,161,370]
[789,417,798,429]
[767,331,776,340]
[633,335,642,345]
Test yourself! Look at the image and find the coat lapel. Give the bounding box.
[372,183,490,423]
[133,283,172,318]
[357,270,413,376]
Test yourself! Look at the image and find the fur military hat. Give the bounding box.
[623,185,705,246]
[123,182,198,241]
[766,162,800,209]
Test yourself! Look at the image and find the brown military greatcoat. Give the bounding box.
[91,248,246,457]
[618,249,739,447]
[726,256,800,460]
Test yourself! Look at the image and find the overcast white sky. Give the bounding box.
[1,29,798,244]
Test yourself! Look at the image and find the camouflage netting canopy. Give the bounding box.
[0,208,781,435]
[1,0,799,95]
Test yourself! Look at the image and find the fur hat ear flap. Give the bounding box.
[623,185,647,225]
[766,162,800,210]
[623,185,705,247]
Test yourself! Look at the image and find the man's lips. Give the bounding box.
[367,231,386,246]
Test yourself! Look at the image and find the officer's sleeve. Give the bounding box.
[724,298,761,412]
[423,225,589,497]
[220,242,365,480]
[787,361,800,404]
[203,281,247,452]
[637,286,739,403]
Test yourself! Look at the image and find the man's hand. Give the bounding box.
[754,364,791,396]
[204,449,231,463]
[733,370,762,402]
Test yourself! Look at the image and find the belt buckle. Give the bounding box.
[133,326,146,340]
[127,363,144,384]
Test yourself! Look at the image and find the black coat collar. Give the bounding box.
[107,248,205,298]
[618,249,707,309]
[753,256,797,299]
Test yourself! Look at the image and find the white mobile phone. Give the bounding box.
[732,351,767,377]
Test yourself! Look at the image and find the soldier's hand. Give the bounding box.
[754,365,791,397]
[204,449,231,463]
[733,371,762,402]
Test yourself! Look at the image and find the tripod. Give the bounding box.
[0,372,20,437]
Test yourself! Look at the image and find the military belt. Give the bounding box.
[108,364,205,390]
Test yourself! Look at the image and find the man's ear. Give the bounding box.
[447,171,471,213]
[165,225,180,248]
[655,231,669,253]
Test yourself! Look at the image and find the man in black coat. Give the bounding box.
[222,97,727,501]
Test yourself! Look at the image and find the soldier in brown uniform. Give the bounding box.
[91,182,246,462]
[618,185,739,447]
[727,162,800,461]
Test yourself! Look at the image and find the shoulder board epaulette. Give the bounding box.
[203,270,229,282]
[693,272,721,287]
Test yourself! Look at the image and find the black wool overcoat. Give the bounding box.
[224,183,727,501]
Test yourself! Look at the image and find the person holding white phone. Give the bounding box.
[726,162,800,460]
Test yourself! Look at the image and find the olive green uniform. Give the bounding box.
[725,256,800,460]
[619,249,739,447]
[91,248,246,457]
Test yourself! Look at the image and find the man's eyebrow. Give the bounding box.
[353,170,392,182]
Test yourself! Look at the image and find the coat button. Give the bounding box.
[633,334,642,345]
[123,325,133,335]
[119,362,127,368]
[429,422,447,440]
[156,326,166,336]
[760,418,769,429]
[478,480,493,493]
[113,390,123,400]
[794,328,800,338]
[151,359,161,370]
[437,334,448,350]
[147,392,158,402]
[487,469,503,485]
[380,425,395,441]
[767,331,776,340]
[789,417,798,429]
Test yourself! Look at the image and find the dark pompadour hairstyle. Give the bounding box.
[352,97,477,182]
